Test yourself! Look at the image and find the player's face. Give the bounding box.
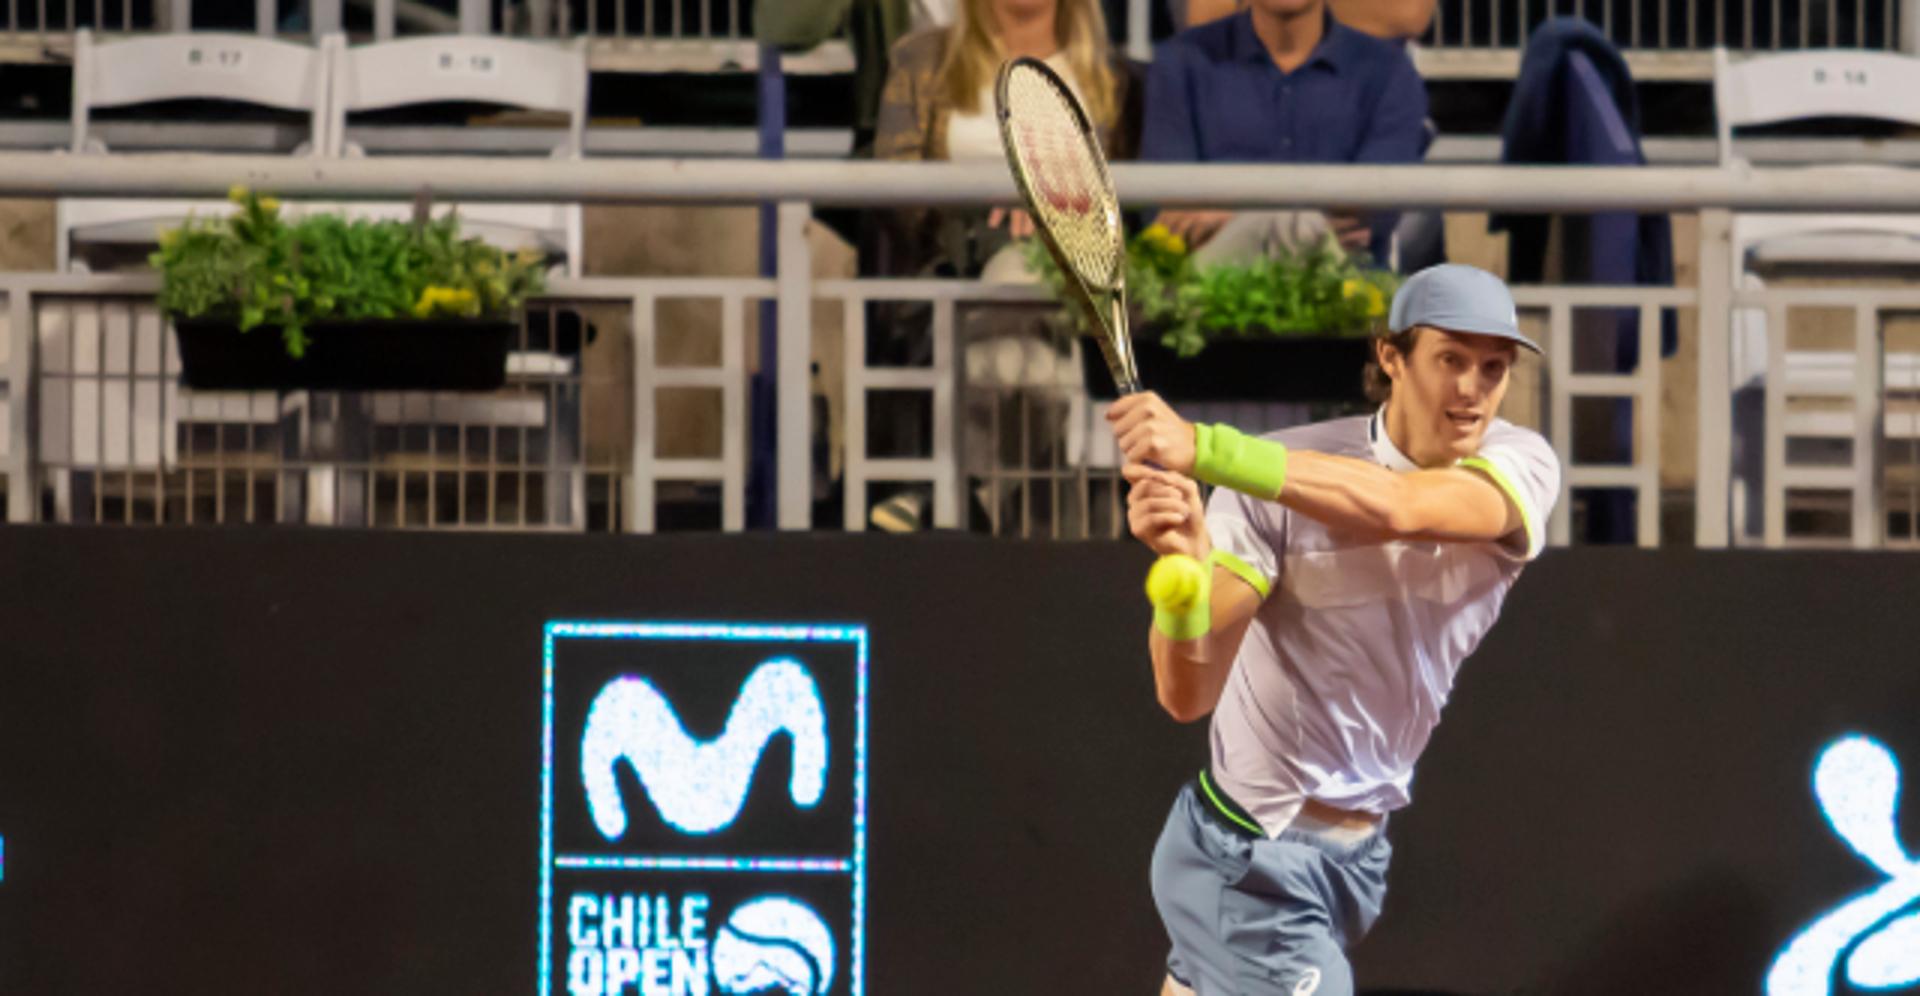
[1380,328,1517,464]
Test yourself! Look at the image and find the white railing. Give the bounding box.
[9,156,1920,545]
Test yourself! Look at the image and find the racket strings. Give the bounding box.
[1003,66,1123,290]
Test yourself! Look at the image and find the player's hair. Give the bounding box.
[940,0,1117,128]
[1363,327,1420,404]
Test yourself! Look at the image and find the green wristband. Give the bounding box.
[1192,423,1289,499]
[1153,568,1212,641]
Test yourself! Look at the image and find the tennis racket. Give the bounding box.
[994,56,1140,395]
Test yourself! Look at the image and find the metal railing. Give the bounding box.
[8,0,1913,75]
[1433,0,1905,50]
[8,155,1920,545]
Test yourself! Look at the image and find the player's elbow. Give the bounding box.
[1379,480,1431,538]
[1381,504,1425,538]
[1158,686,1212,723]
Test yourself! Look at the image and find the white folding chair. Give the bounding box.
[1714,47,1920,546]
[321,36,592,528]
[50,32,330,517]
[59,29,332,273]
[324,34,588,277]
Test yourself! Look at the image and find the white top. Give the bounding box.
[945,51,1081,162]
[1205,410,1561,836]
[911,0,953,30]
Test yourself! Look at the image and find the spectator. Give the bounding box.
[1180,0,1436,39]
[868,0,1140,533]
[875,0,1138,281]
[1142,0,1429,265]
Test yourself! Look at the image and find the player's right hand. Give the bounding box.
[1125,463,1209,560]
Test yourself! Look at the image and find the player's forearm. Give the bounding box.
[1274,450,1425,537]
[1191,424,1506,541]
[1148,623,1235,723]
[1145,564,1257,722]
[1279,450,1513,542]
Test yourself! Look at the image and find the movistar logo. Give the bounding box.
[581,658,829,839]
[1767,736,1920,996]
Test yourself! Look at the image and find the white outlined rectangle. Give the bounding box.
[539,621,867,996]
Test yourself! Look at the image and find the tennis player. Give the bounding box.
[1108,263,1561,996]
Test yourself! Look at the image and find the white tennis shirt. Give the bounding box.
[1205,409,1561,836]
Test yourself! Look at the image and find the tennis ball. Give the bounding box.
[1145,554,1206,611]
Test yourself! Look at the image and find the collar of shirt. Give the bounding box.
[1223,7,1358,76]
[1368,406,1419,471]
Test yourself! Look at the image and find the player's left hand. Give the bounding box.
[1107,391,1196,475]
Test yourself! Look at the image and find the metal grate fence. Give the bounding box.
[7,0,1910,66]
[1425,0,1906,53]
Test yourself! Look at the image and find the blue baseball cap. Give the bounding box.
[1387,263,1540,354]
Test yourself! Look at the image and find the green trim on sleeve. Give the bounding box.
[1459,455,1542,559]
[1209,549,1272,600]
[1192,423,1289,500]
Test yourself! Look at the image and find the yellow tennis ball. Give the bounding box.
[1145,554,1206,611]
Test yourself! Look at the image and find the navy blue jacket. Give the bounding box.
[1492,17,1676,362]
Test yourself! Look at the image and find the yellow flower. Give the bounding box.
[1140,223,1188,257]
[228,184,249,204]
[413,285,478,318]
[1342,278,1363,300]
[258,196,281,214]
[1362,284,1386,318]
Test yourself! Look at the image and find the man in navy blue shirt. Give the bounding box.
[1143,0,1429,263]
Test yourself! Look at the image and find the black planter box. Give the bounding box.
[1083,335,1373,403]
[173,318,516,391]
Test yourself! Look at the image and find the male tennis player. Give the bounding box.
[1107,263,1560,996]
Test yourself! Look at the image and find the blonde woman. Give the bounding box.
[866,0,1138,533]
[875,0,1137,280]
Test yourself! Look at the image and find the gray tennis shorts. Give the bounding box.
[1151,774,1391,996]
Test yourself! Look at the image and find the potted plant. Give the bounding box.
[153,186,547,391]
[1029,224,1399,403]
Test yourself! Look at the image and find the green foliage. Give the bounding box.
[151,186,547,358]
[1026,222,1400,358]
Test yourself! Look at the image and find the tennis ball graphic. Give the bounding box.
[1146,554,1205,611]
[712,896,835,995]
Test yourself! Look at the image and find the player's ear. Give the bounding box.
[1376,334,1407,382]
